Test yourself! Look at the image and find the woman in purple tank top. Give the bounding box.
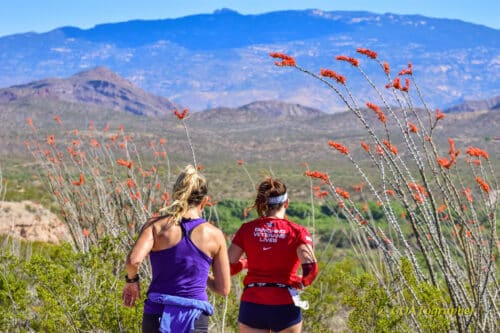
[122,165,231,333]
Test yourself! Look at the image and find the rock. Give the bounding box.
[0,200,71,244]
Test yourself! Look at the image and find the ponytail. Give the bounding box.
[249,177,287,217]
[161,165,208,224]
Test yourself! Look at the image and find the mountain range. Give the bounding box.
[0,9,499,112]
[0,66,497,163]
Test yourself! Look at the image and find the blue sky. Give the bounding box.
[1,0,499,37]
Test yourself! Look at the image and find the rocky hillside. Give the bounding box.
[0,66,178,117]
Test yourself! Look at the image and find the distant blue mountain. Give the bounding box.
[60,9,353,50]
[0,9,499,111]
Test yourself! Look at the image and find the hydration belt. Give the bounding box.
[243,282,290,290]
[243,282,310,310]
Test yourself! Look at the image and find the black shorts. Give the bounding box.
[142,312,209,333]
[238,301,302,331]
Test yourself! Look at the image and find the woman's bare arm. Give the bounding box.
[122,223,155,307]
[207,227,231,296]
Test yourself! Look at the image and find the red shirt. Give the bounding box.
[232,216,313,305]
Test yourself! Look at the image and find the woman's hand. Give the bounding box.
[122,282,141,307]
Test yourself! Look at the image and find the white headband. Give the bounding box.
[268,192,288,205]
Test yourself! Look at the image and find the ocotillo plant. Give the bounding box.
[25,116,176,253]
[271,49,498,332]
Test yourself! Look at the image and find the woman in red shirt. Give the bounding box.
[228,177,318,332]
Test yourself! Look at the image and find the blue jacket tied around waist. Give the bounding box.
[148,292,214,333]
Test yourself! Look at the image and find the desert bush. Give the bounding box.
[0,236,142,332]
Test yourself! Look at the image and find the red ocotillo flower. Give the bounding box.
[328,140,349,154]
[53,115,62,125]
[131,191,141,201]
[366,102,380,113]
[356,48,377,59]
[375,145,383,156]
[466,146,489,160]
[436,108,445,120]
[103,123,110,132]
[159,138,167,145]
[269,52,296,66]
[335,55,359,67]
[383,62,390,74]
[174,108,188,120]
[314,189,329,199]
[385,189,395,196]
[413,193,425,203]
[305,170,329,183]
[360,141,370,152]
[448,138,456,156]
[438,138,460,169]
[82,228,90,237]
[197,164,204,171]
[335,188,350,199]
[398,63,413,75]
[72,173,85,186]
[391,77,402,90]
[26,117,36,131]
[476,177,490,193]
[382,140,398,155]
[437,157,453,169]
[161,191,170,203]
[89,138,100,148]
[401,78,410,92]
[237,159,244,166]
[437,204,447,213]
[47,134,56,146]
[409,182,428,196]
[320,68,346,84]
[463,188,473,203]
[353,182,364,192]
[366,102,387,124]
[408,122,418,133]
[127,178,136,189]
[117,158,134,169]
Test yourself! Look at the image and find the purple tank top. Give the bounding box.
[144,217,213,314]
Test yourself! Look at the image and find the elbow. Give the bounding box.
[215,281,231,297]
[125,255,142,272]
[218,287,230,297]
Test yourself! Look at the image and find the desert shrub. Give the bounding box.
[0,237,142,332]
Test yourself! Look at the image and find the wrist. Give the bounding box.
[125,274,140,283]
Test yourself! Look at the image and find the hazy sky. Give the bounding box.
[1,0,499,37]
